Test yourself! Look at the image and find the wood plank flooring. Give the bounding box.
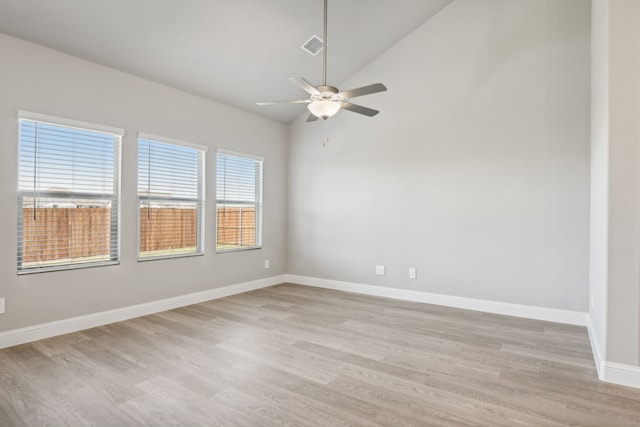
[1,283,639,426]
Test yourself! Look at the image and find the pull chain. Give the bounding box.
[323,119,329,147]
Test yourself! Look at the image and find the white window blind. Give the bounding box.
[216,150,263,252]
[138,134,206,260]
[17,112,122,274]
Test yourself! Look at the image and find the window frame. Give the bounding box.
[216,149,264,253]
[137,133,207,262]
[16,111,123,275]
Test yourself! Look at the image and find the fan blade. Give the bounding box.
[306,114,319,122]
[256,100,310,106]
[289,77,321,95]
[338,83,387,100]
[340,102,379,117]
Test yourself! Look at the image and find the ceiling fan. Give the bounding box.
[257,0,387,121]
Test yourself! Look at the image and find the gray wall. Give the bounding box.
[288,0,591,311]
[0,34,288,332]
[600,0,640,366]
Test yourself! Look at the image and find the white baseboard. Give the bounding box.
[587,316,640,389]
[0,275,285,350]
[603,362,640,389]
[587,317,606,380]
[285,274,589,326]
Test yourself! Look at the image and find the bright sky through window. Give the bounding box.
[19,121,115,195]
[216,154,259,203]
[138,139,200,201]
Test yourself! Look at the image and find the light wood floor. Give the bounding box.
[1,283,639,426]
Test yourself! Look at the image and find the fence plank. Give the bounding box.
[23,208,110,263]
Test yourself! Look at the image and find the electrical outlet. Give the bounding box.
[375,265,385,275]
[409,268,417,279]
[264,259,270,269]
[0,298,5,315]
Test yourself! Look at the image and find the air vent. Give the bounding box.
[301,35,324,56]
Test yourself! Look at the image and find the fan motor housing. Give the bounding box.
[316,85,338,94]
[313,85,341,102]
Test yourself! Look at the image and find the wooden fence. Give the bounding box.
[22,208,111,263]
[139,208,197,252]
[22,206,257,263]
[217,206,256,247]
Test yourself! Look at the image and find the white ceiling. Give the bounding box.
[0,0,453,124]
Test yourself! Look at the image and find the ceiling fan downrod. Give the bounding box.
[322,0,328,87]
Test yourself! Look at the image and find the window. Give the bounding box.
[17,111,122,274]
[216,150,263,252]
[138,134,206,260]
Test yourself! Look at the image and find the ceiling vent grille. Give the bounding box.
[301,35,324,56]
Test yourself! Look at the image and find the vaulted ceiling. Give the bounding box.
[0,0,453,123]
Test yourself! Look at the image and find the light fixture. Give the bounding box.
[257,0,387,122]
[308,100,341,119]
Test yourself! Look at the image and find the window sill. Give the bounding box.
[216,246,262,254]
[137,252,204,262]
[17,260,120,275]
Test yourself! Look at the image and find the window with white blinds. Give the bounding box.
[216,150,263,252]
[17,111,122,274]
[138,134,206,260]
